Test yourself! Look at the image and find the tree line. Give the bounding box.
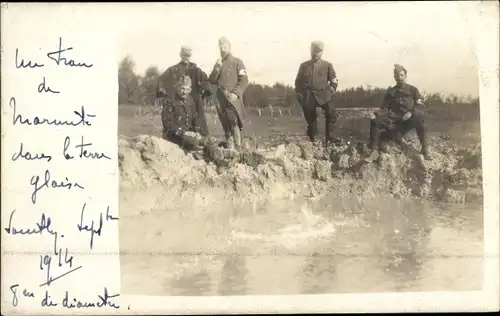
[119,56,480,112]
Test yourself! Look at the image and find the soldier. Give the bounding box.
[208,37,249,151]
[365,64,432,162]
[160,75,199,147]
[159,75,239,163]
[294,40,339,146]
[157,46,212,136]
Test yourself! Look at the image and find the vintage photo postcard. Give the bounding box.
[1,2,499,315]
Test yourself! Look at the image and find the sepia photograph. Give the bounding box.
[118,2,484,297]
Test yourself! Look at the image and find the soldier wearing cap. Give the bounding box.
[157,45,212,136]
[208,36,249,151]
[159,75,242,165]
[365,64,432,162]
[160,75,199,145]
[294,40,339,146]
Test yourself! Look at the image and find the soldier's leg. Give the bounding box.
[369,117,384,151]
[226,105,241,150]
[365,116,385,162]
[163,128,184,146]
[216,99,232,142]
[409,110,431,159]
[300,104,318,142]
[195,97,210,136]
[322,99,338,144]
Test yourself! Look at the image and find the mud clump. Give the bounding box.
[119,135,483,215]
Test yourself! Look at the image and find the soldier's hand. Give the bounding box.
[214,59,222,69]
[402,111,412,121]
[296,93,303,103]
[228,92,238,103]
[369,113,376,120]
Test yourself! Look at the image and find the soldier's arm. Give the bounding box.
[161,99,176,134]
[413,86,424,109]
[156,72,166,97]
[327,62,338,91]
[156,68,173,97]
[231,59,249,99]
[198,68,212,98]
[208,63,221,85]
[294,63,303,93]
[380,91,390,111]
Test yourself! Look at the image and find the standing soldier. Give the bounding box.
[365,64,432,162]
[294,40,339,146]
[157,46,212,136]
[208,37,249,151]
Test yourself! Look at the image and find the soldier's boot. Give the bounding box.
[421,145,432,160]
[365,129,381,163]
[226,135,235,151]
[364,149,379,163]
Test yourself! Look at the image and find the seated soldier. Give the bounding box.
[365,64,432,162]
[159,75,200,149]
[158,75,240,162]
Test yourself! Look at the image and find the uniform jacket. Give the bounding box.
[294,59,338,105]
[160,94,197,133]
[208,53,248,121]
[157,61,212,100]
[381,83,423,115]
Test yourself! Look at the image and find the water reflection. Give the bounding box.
[374,199,431,291]
[218,253,249,295]
[121,196,483,296]
[300,252,337,294]
[169,267,212,296]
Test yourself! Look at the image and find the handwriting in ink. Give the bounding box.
[10,284,19,307]
[77,204,118,250]
[30,169,85,204]
[46,37,93,68]
[10,97,96,128]
[40,237,74,279]
[61,288,120,309]
[15,48,44,69]
[11,142,52,162]
[39,265,83,287]
[63,136,111,160]
[41,291,58,307]
[38,76,60,94]
[4,210,57,236]
[39,232,77,288]
[39,233,76,287]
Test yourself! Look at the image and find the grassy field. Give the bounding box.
[118,104,481,148]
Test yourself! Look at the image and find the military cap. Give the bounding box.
[394,64,407,74]
[180,46,192,55]
[218,36,231,46]
[176,75,192,87]
[311,40,325,50]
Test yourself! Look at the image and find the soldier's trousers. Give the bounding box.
[300,94,337,142]
[163,128,201,151]
[217,99,241,138]
[193,96,209,136]
[369,110,428,150]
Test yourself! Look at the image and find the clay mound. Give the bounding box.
[119,134,483,216]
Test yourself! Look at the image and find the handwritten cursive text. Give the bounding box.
[30,169,85,204]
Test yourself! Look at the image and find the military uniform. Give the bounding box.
[160,93,198,146]
[369,82,429,156]
[294,47,338,143]
[208,52,249,144]
[158,61,212,136]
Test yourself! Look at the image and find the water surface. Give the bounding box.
[120,196,483,295]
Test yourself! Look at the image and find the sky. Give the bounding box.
[118,2,481,98]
